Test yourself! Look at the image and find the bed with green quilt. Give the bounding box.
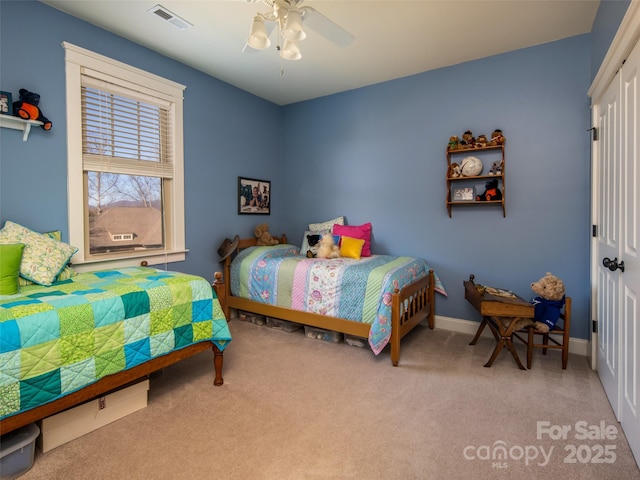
[0,266,231,434]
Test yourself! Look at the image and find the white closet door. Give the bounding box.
[619,37,640,465]
[594,69,622,418]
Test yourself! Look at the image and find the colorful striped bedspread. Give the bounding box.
[230,245,446,354]
[0,267,231,420]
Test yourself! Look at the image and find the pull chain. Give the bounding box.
[277,23,285,76]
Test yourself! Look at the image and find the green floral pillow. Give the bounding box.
[16,230,76,286]
[0,221,78,286]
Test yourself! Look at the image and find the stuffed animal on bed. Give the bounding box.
[13,88,52,130]
[530,272,566,333]
[306,234,322,257]
[316,234,340,259]
[254,223,279,246]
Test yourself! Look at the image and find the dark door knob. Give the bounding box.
[603,257,625,272]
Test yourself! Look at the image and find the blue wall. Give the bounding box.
[281,36,592,337]
[0,1,282,282]
[590,0,631,80]
[0,1,631,340]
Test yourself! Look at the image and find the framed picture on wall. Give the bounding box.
[0,91,12,115]
[238,177,270,215]
[452,186,475,202]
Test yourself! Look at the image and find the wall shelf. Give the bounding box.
[0,115,43,141]
[446,144,506,217]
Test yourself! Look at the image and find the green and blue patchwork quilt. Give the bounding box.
[0,267,231,420]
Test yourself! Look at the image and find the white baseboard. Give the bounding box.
[434,315,589,357]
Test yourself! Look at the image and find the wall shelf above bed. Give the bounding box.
[0,115,43,141]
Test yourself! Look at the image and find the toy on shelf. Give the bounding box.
[460,156,483,176]
[447,135,461,151]
[476,179,502,201]
[13,88,52,130]
[489,129,505,146]
[460,130,475,149]
[488,160,503,175]
[475,134,488,148]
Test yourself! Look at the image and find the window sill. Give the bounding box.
[71,250,188,273]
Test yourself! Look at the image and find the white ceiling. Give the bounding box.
[41,0,600,105]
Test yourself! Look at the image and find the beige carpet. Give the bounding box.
[19,318,640,480]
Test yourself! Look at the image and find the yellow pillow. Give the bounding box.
[340,236,365,259]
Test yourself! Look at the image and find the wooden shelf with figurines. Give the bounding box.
[446,129,506,217]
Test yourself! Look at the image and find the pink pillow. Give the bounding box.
[333,223,372,257]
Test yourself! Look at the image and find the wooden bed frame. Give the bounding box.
[212,235,435,366]
[0,342,224,435]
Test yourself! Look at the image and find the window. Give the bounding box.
[64,43,186,270]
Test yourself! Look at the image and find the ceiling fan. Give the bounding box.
[244,0,355,61]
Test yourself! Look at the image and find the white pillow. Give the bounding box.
[0,221,78,286]
[308,216,344,232]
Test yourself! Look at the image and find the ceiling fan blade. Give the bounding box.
[300,7,355,48]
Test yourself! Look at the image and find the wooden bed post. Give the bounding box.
[390,289,402,367]
[213,345,224,386]
[212,271,228,320]
[428,270,436,329]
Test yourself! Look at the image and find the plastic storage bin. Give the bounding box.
[38,380,149,453]
[304,326,343,343]
[344,334,368,348]
[266,317,302,332]
[239,311,266,326]
[0,423,39,480]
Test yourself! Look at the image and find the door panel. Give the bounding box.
[595,72,621,417]
[620,37,640,466]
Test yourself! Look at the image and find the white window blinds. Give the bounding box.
[81,71,174,179]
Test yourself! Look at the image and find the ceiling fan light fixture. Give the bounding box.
[247,16,271,50]
[280,40,302,61]
[282,9,306,42]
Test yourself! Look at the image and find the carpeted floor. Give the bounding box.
[18,318,640,479]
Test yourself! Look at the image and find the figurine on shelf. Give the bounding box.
[449,162,462,178]
[475,134,488,148]
[476,179,502,201]
[488,160,503,176]
[461,130,475,149]
[490,129,505,145]
[448,135,461,151]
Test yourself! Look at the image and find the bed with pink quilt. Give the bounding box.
[214,237,446,366]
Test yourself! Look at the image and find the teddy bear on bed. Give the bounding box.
[305,234,322,257]
[13,88,52,130]
[316,234,341,259]
[530,272,566,333]
[254,223,279,246]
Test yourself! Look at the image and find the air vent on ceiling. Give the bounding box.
[148,5,192,31]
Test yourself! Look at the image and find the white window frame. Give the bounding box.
[64,42,186,272]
